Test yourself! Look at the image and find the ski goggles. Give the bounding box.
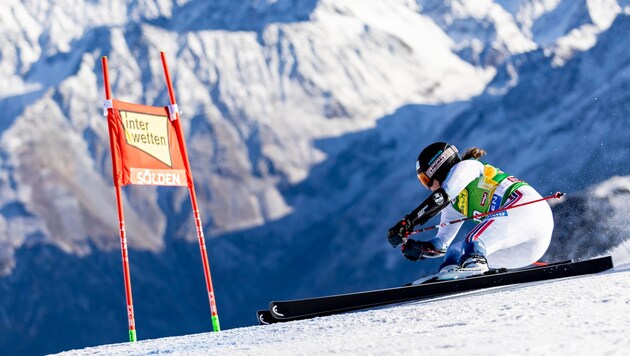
[417,172,432,189]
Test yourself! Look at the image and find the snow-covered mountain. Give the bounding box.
[1,0,629,354]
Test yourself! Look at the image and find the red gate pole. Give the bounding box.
[159,52,221,332]
[101,56,138,342]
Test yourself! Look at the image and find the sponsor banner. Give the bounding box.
[107,99,190,187]
[121,110,172,167]
[130,168,187,186]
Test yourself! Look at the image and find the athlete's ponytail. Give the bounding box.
[462,147,486,160]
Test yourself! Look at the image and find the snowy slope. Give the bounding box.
[56,261,630,355]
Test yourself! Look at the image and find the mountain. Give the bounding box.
[0,0,629,354]
[55,261,630,355]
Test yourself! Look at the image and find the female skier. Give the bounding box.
[387,142,554,282]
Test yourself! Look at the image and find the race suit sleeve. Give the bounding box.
[431,159,484,248]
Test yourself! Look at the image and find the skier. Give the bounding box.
[387,142,554,283]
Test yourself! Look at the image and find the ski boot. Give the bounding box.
[410,251,460,285]
[450,240,489,278]
[411,240,488,284]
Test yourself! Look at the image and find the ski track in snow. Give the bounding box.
[57,261,630,355]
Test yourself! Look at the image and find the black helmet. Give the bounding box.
[416,142,461,188]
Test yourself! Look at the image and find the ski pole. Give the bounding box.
[407,191,565,237]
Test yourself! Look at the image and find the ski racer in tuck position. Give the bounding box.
[387,142,555,283]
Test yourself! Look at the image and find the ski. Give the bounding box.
[262,256,613,323]
[257,309,280,325]
[405,258,572,286]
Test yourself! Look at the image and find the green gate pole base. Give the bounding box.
[212,316,221,332]
[129,330,137,342]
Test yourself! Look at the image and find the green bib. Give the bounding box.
[451,161,527,222]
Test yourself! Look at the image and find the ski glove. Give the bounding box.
[401,238,446,261]
[387,217,413,247]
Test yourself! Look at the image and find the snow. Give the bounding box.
[611,240,630,268]
[595,177,630,263]
[56,261,630,355]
